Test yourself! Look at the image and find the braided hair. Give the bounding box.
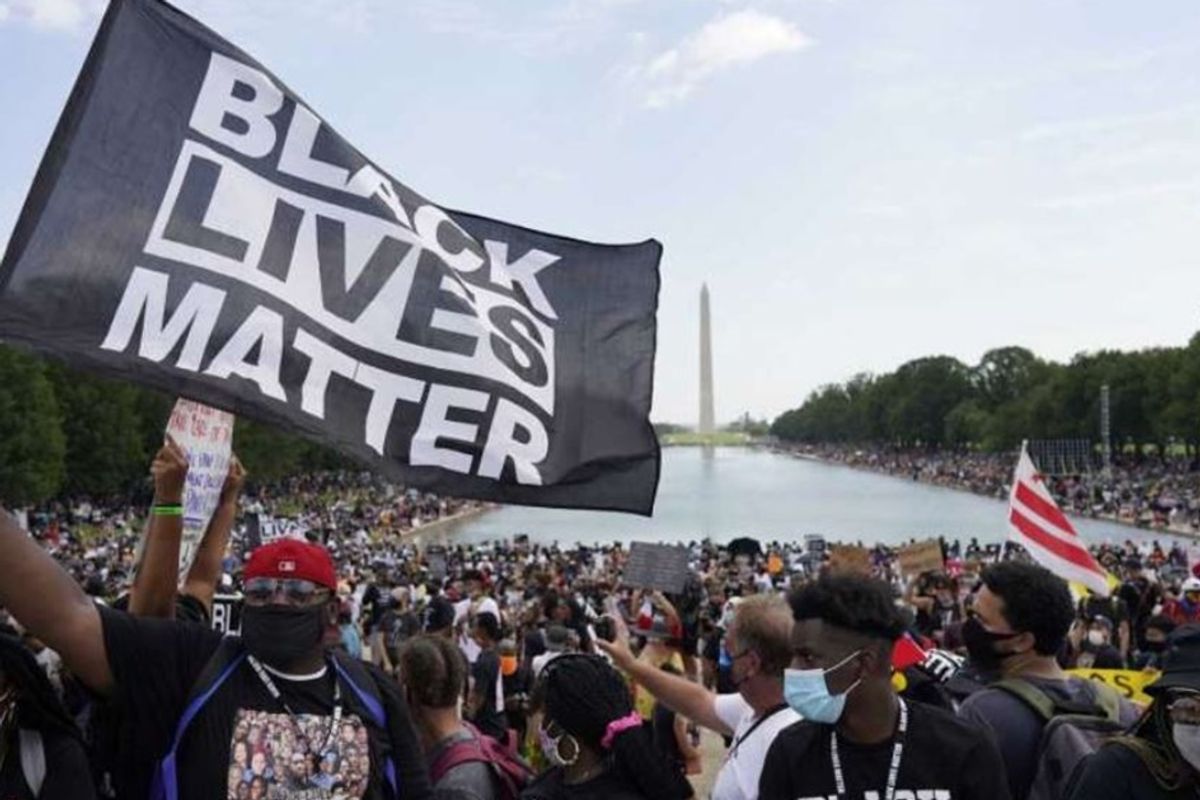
[540,655,690,800]
[1110,701,1195,792]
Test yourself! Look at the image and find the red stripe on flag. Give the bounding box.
[1015,482,1076,535]
[1009,508,1101,575]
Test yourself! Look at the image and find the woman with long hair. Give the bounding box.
[1068,626,1200,799]
[521,654,691,800]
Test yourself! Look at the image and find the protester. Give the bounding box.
[757,573,1010,800]
[0,633,96,799]
[597,594,799,800]
[1162,577,1200,626]
[1067,626,1200,799]
[1065,615,1125,669]
[531,626,569,678]
[400,634,507,800]
[0,515,433,800]
[522,654,689,800]
[958,562,1138,800]
[469,612,510,744]
[1133,616,1178,670]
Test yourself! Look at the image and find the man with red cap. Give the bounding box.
[0,511,432,800]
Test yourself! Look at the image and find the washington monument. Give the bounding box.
[699,283,715,434]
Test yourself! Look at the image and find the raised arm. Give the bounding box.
[182,455,244,613]
[595,616,730,735]
[0,509,112,693]
[129,437,188,618]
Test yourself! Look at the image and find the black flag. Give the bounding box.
[0,0,661,514]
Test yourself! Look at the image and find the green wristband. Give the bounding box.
[152,503,184,516]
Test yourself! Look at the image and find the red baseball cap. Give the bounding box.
[244,539,337,591]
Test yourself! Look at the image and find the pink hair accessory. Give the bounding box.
[600,711,643,750]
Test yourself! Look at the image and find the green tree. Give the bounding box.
[0,348,66,504]
[47,365,149,497]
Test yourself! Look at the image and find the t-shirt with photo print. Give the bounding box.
[96,606,431,800]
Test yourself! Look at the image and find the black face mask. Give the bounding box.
[1144,640,1168,654]
[240,604,327,668]
[962,616,1021,671]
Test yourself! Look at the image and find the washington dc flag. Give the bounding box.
[1007,443,1110,596]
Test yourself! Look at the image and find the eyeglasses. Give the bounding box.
[244,577,331,606]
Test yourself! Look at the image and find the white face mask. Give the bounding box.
[1174,723,1200,771]
[1087,630,1107,647]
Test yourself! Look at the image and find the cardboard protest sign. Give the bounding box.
[897,539,945,578]
[829,545,872,575]
[622,541,690,594]
[0,0,661,514]
[1068,668,1160,705]
[166,397,234,578]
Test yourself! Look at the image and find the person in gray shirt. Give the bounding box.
[958,562,1138,800]
[400,634,499,800]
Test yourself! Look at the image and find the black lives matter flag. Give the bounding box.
[0,0,661,514]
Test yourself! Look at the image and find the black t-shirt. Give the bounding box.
[469,650,508,742]
[0,727,96,800]
[97,605,432,800]
[652,703,684,773]
[758,700,1012,800]
[1068,742,1194,800]
[0,747,35,800]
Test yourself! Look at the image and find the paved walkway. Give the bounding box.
[688,728,729,799]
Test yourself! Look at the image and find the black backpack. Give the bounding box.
[994,678,1126,800]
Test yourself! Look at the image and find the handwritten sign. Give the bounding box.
[829,545,872,575]
[1068,668,1160,705]
[897,539,945,579]
[166,398,234,578]
[622,542,691,594]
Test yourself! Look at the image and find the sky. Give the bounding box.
[2,0,1199,427]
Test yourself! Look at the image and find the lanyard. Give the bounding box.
[247,655,343,757]
[729,702,789,760]
[830,698,907,800]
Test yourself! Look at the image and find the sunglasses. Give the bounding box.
[1166,691,1200,725]
[244,577,330,606]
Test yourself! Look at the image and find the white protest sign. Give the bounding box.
[166,398,234,578]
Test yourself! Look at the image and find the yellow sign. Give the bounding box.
[1067,668,1161,705]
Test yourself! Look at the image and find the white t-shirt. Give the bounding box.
[456,596,501,664]
[710,693,801,800]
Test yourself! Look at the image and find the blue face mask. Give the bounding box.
[783,649,863,723]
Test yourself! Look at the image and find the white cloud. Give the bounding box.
[0,0,102,31]
[636,9,811,108]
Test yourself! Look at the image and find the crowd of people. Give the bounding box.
[785,443,1200,532]
[5,442,1200,799]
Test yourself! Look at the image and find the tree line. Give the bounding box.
[0,346,348,506]
[770,333,1200,454]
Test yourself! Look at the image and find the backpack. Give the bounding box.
[994,678,1126,800]
[149,638,400,800]
[429,722,534,800]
